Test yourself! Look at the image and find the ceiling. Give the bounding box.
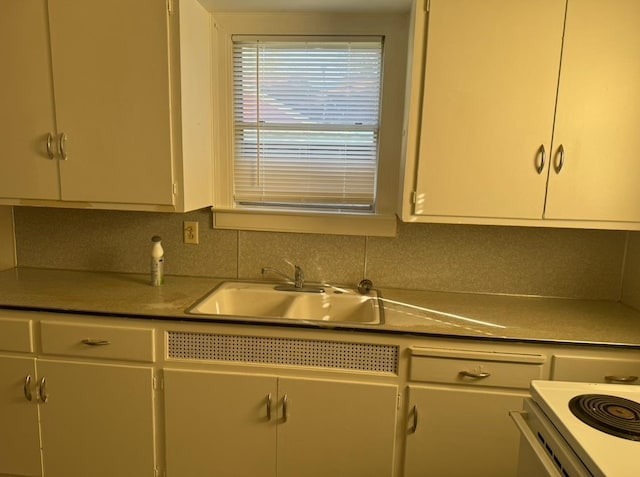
[198,0,412,13]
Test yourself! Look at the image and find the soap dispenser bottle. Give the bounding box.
[150,235,164,286]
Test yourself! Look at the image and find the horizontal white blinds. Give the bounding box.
[232,37,383,211]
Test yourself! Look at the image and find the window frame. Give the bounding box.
[210,12,408,237]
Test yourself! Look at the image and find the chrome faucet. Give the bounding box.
[261,265,305,288]
[261,264,323,293]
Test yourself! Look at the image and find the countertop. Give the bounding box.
[0,267,639,348]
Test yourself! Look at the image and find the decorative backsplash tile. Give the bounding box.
[12,206,629,300]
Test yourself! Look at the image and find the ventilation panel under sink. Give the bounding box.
[167,331,398,374]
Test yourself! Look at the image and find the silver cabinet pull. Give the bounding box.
[411,405,419,434]
[605,375,638,384]
[58,133,68,160]
[38,376,49,403]
[81,339,111,346]
[24,375,33,402]
[555,144,565,173]
[46,133,55,159]
[459,370,491,379]
[266,393,272,420]
[536,144,546,174]
[282,394,289,422]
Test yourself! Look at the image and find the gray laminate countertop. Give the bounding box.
[0,267,639,348]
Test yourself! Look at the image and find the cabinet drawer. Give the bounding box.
[409,347,545,390]
[40,321,155,362]
[552,355,640,385]
[0,318,33,353]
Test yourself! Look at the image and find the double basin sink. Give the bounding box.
[187,281,382,325]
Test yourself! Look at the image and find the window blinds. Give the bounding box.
[232,37,383,212]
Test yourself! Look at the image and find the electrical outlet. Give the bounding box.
[183,221,199,244]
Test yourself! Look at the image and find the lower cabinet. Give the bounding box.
[403,345,546,477]
[0,355,41,477]
[164,368,399,477]
[37,360,156,477]
[404,386,527,477]
[0,315,158,477]
[0,356,156,477]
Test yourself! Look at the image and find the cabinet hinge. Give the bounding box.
[172,183,178,196]
[397,393,402,410]
[425,0,430,13]
[167,0,173,15]
[410,191,417,205]
[153,375,164,391]
[154,466,165,477]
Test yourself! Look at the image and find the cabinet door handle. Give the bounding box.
[46,133,55,159]
[536,144,546,174]
[58,133,68,160]
[266,393,272,420]
[38,376,49,403]
[411,405,419,434]
[282,394,289,422]
[605,375,638,384]
[81,339,111,346]
[459,370,491,379]
[24,375,33,402]
[554,144,565,173]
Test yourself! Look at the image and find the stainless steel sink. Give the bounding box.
[187,281,382,325]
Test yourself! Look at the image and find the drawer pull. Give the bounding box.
[81,339,111,346]
[24,375,33,402]
[605,375,638,384]
[38,376,49,403]
[459,370,491,379]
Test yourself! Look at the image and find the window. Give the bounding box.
[210,12,407,236]
[232,37,383,213]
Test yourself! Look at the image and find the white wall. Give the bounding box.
[0,206,16,270]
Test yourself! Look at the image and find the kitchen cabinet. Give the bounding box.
[403,346,546,477]
[0,356,41,477]
[37,359,156,477]
[0,314,158,477]
[0,0,212,212]
[551,354,640,385]
[164,369,399,477]
[401,0,640,228]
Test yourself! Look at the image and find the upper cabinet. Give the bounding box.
[400,0,640,229]
[0,0,212,212]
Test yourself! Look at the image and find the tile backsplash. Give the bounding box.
[13,206,629,300]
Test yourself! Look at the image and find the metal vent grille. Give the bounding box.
[167,331,398,374]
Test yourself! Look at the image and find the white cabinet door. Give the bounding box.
[404,385,526,477]
[0,0,59,200]
[163,369,278,477]
[164,370,398,477]
[277,377,398,477]
[48,0,174,205]
[37,359,156,477]
[0,356,42,477]
[545,0,640,222]
[413,0,565,219]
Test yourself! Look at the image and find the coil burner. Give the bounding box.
[569,394,640,441]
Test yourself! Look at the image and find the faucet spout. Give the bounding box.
[262,264,323,293]
[261,267,293,284]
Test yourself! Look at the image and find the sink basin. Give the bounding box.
[187,281,382,325]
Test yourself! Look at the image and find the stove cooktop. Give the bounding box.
[530,381,640,477]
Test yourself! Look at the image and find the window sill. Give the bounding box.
[211,207,398,237]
